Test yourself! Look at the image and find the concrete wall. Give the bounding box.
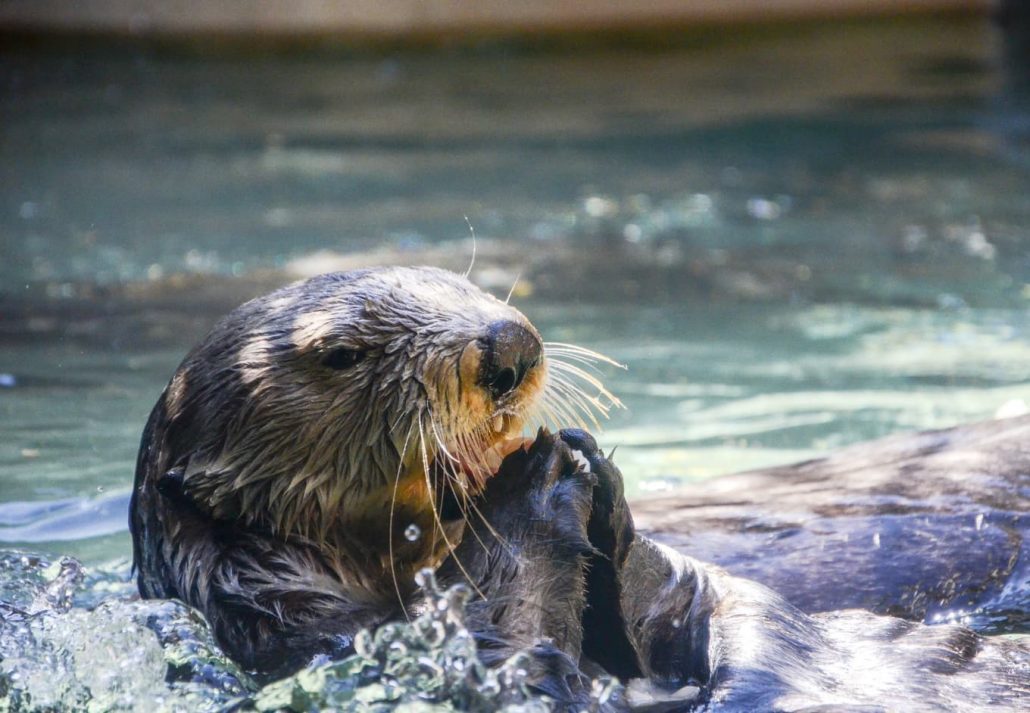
[0,0,994,38]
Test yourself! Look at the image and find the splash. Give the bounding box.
[0,554,618,712]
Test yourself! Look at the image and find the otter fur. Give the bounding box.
[131,267,556,675]
[131,266,1029,710]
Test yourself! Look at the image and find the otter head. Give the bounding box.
[156,267,558,555]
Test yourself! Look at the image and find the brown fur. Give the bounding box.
[130,267,562,674]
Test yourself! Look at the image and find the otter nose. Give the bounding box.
[479,320,543,400]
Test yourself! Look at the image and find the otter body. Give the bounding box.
[131,267,1029,710]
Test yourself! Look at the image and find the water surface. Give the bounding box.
[2,16,1029,570]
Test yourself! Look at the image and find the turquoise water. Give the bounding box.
[2,16,1030,572]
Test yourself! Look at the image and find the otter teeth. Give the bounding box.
[477,437,534,476]
[492,415,505,433]
[482,447,503,474]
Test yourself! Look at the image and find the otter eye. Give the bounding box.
[322,348,365,370]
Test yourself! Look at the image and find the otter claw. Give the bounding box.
[570,450,593,474]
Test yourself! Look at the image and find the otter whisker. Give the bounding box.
[543,352,608,377]
[539,385,588,430]
[547,361,624,421]
[540,390,586,431]
[544,341,626,369]
[547,369,607,411]
[536,342,626,434]
[541,361,623,433]
[530,394,572,432]
[432,415,515,557]
[463,215,477,279]
[449,443,514,557]
[389,419,419,622]
[547,358,624,406]
[428,416,461,467]
[417,411,486,600]
[460,487,515,557]
[416,411,440,556]
[504,272,522,305]
[534,404,563,432]
[549,385,608,431]
[545,372,606,430]
[438,458,496,559]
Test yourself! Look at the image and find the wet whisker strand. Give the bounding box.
[545,383,601,430]
[541,389,590,431]
[545,381,593,425]
[548,358,624,402]
[444,423,515,556]
[547,363,624,417]
[389,419,418,621]
[543,342,626,369]
[545,370,610,426]
[417,413,485,600]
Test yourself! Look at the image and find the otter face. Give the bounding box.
[160,267,566,539]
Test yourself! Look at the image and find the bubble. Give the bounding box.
[592,676,618,706]
[404,524,421,542]
[353,629,374,658]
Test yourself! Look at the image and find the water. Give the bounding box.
[1,13,1029,709]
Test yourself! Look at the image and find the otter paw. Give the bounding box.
[480,429,598,556]
[559,429,643,681]
[559,429,635,566]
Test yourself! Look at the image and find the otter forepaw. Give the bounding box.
[441,430,600,659]
[559,429,635,566]
[486,428,598,555]
[559,429,643,681]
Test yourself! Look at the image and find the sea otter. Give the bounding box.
[131,267,572,672]
[131,266,1029,711]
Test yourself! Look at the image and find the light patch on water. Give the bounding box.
[613,446,821,493]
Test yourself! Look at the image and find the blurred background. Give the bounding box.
[1,0,1029,565]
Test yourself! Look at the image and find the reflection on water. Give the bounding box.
[544,302,1030,486]
[1,15,1030,569]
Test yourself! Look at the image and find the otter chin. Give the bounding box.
[129,266,617,676]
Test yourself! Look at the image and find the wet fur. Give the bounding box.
[131,267,548,675]
[466,432,1030,711]
[131,268,1029,709]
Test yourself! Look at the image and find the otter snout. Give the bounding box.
[479,320,543,400]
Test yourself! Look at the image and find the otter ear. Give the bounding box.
[156,462,214,518]
[156,466,187,502]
